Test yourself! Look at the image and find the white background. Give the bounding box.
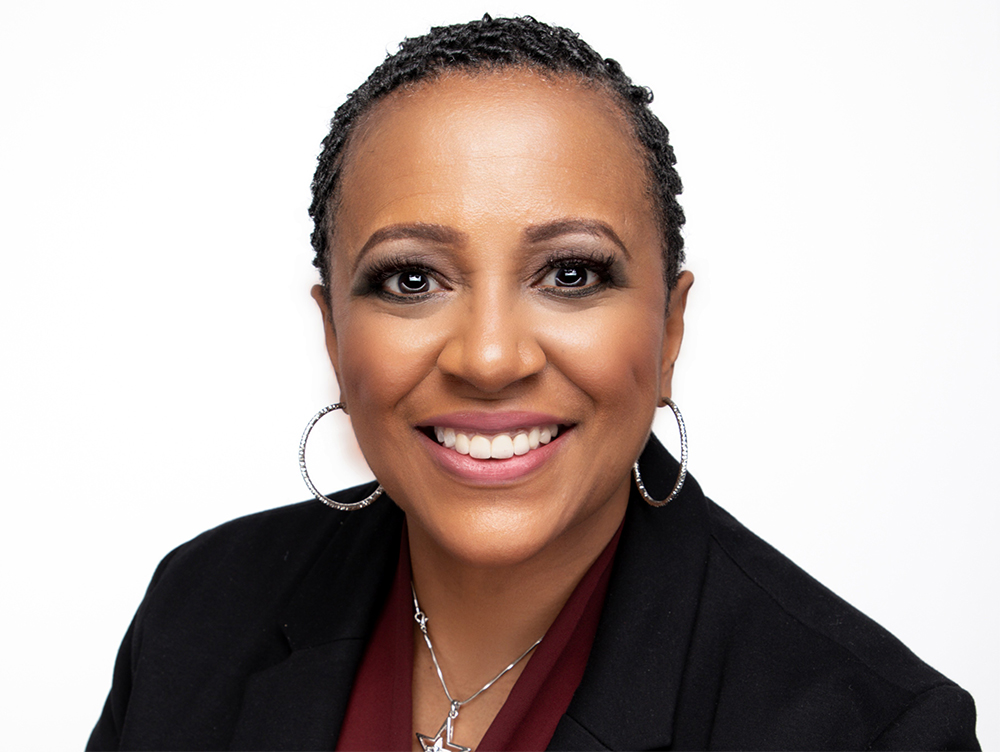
[1,1,996,748]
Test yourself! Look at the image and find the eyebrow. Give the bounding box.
[524,219,631,258]
[352,218,631,271]
[354,223,466,271]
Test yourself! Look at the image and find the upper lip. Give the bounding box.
[416,411,570,433]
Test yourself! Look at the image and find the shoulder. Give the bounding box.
[140,483,391,618]
[124,483,400,672]
[698,499,979,749]
[704,499,938,690]
[87,483,399,751]
[587,436,978,750]
[149,485,377,583]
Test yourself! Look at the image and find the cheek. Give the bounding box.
[538,297,665,410]
[335,313,442,409]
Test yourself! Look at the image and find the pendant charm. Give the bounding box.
[416,703,470,752]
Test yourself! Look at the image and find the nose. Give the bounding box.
[435,284,546,393]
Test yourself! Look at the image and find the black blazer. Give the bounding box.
[88,437,979,750]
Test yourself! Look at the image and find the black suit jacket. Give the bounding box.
[88,437,979,750]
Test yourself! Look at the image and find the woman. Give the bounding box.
[88,16,979,751]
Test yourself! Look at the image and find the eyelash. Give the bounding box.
[356,250,621,302]
[357,255,446,303]
[533,251,619,298]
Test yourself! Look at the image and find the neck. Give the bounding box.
[406,481,628,697]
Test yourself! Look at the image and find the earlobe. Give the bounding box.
[659,271,694,400]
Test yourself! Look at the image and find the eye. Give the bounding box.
[384,270,442,296]
[551,265,591,287]
[538,262,604,290]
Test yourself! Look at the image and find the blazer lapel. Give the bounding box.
[550,435,712,751]
[229,491,404,751]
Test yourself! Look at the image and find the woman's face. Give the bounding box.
[314,70,692,568]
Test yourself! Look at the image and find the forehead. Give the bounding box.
[333,69,656,255]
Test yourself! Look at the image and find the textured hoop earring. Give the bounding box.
[299,403,384,511]
[633,398,688,507]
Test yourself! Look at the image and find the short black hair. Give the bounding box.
[309,14,685,294]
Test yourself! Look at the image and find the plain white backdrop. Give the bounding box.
[1,1,996,748]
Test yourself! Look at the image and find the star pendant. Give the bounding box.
[416,714,471,752]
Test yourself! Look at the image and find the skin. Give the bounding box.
[312,69,694,750]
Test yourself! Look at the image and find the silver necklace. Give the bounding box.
[412,584,542,752]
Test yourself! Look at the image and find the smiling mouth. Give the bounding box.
[420,424,571,459]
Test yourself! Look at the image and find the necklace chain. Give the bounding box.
[411,583,542,746]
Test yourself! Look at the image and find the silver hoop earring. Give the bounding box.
[633,398,688,507]
[299,403,383,511]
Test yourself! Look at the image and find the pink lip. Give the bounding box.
[416,425,571,484]
[417,411,567,433]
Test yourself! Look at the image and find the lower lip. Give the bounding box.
[417,428,569,484]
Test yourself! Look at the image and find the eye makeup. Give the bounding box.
[351,252,451,302]
[350,243,628,302]
[531,248,626,298]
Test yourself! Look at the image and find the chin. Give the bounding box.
[399,479,628,570]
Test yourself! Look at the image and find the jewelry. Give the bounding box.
[633,397,688,507]
[298,403,383,511]
[412,584,542,752]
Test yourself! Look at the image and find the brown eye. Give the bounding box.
[539,264,599,290]
[553,266,589,287]
[384,270,441,296]
[399,272,430,293]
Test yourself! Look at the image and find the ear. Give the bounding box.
[310,284,346,408]
[659,271,694,401]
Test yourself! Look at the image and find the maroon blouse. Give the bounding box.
[336,525,621,751]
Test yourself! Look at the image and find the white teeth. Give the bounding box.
[491,434,515,459]
[431,424,565,459]
[512,433,530,456]
[469,435,491,459]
